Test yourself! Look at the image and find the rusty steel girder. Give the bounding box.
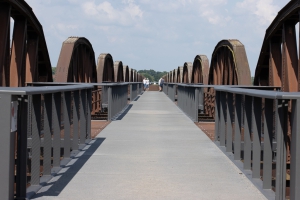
[114,61,124,82]
[172,69,178,83]
[0,0,53,86]
[192,55,209,84]
[123,65,129,82]
[205,39,251,118]
[97,53,114,83]
[182,62,193,83]
[55,37,97,83]
[254,0,300,92]
[177,66,183,83]
[208,39,251,85]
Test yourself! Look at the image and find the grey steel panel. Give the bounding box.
[80,90,87,144]
[263,99,274,189]
[0,94,14,200]
[86,89,92,140]
[243,95,252,170]
[234,94,242,160]
[31,94,41,186]
[214,91,220,142]
[290,99,300,200]
[63,92,71,158]
[52,92,61,168]
[73,91,79,150]
[226,93,233,153]
[43,93,52,176]
[219,92,226,146]
[252,97,262,178]
[275,99,287,199]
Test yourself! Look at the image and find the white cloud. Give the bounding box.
[82,1,143,26]
[236,0,280,26]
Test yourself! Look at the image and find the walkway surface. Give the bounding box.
[33,91,267,200]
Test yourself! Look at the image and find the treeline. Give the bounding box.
[138,69,168,82]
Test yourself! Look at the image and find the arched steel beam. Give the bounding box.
[182,62,193,83]
[114,61,124,82]
[254,0,300,92]
[55,37,97,83]
[97,53,114,83]
[177,66,183,83]
[208,39,251,85]
[0,0,52,86]
[172,69,178,83]
[192,55,209,84]
[123,65,129,82]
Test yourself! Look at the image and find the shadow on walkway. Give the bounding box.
[31,138,105,198]
[115,104,133,120]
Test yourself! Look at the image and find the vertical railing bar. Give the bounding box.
[52,92,61,169]
[86,89,92,140]
[31,94,41,186]
[275,99,287,199]
[244,95,252,170]
[234,94,242,160]
[80,90,87,144]
[220,91,226,146]
[263,98,273,189]
[108,87,112,120]
[214,90,220,142]
[63,92,71,158]
[72,91,79,150]
[252,96,262,178]
[290,99,300,200]
[43,93,52,176]
[226,92,233,153]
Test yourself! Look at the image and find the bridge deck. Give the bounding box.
[33,91,267,200]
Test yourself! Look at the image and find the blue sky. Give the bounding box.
[25,0,289,76]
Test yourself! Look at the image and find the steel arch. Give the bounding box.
[123,65,129,82]
[182,62,193,83]
[192,55,209,84]
[55,37,97,83]
[0,0,53,86]
[97,53,114,83]
[114,61,124,82]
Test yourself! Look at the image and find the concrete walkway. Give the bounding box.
[33,91,267,200]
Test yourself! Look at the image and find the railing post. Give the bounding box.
[275,99,288,199]
[0,93,15,200]
[80,90,87,145]
[234,94,242,160]
[63,92,71,158]
[30,94,41,186]
[290,98,300,200]
[73,91,80,150]
[252,97,262,178]
[16,96,28,199]
[243,95,252,170]
[214,90,220,142]
[43,93,52,176]
[86,89,92,140]
[263,98,273,189]
[226,92,233,153]
[194,87,199,122]
[108,86,112,120]
[219,91,226,146]
[52,92,61,170]
[130,84,133,101]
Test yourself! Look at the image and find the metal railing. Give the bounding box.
[29,82,143,121]
[0,85,93,200]
[214,86,300,200]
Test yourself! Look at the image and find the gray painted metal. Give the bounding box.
[0,84,93,199]
[234,94,242,160]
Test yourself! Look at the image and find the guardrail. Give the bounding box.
[0,85,93,200]
[29,82,143,121]
[214,86,299,200]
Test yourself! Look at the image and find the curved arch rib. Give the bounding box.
[192,55,209,84]
[254,0,300,92]
[55,37,97,83]
[97,53,114,83]
[208,39,251,85]
[182,62,193,83]
[0,0,53,86]
[114,61,124,82]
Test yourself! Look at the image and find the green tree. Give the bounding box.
[52,67,56,75]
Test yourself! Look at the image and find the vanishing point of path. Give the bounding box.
[33,91,267,200]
